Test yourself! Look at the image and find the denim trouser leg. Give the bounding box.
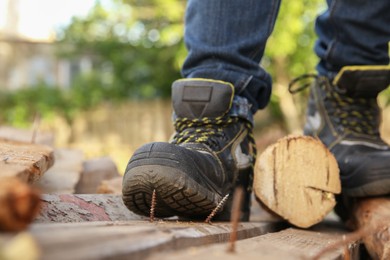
[182,0,281,113]
[315,0,390,78]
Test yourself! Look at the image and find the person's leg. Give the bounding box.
[315,0,390,78]
[123,0,281,221]
[182,0,281,113]
[304,0,390,197]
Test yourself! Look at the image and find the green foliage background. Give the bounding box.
[0,0,324,128]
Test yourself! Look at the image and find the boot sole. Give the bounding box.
[122,165,222,219]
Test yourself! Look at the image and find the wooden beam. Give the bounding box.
[149,223,360,260]
[26,221,283,260]
[0,139,53,231]
[33,149,83,194]
[35,194,143,223]
[0,139,54,183]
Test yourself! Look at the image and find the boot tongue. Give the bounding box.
[333,66,390,98]
[172,79,234,119]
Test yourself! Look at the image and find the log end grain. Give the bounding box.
[352,197,390,260]
[253,135,341,228]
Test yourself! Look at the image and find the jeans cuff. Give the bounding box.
[228,96,254,125]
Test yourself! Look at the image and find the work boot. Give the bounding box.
[302,66,390,197]
[122,79,256,221]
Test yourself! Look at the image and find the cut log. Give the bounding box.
[97,176,122,194]
[75,156,120,194]
[0,177,41,231]
[253,135,341,228]
[0,139,54,183]
[351,197,390,260]
[33,149,84,194]
[150,223,360,260]
[26,221,282,260]
[35,194,142,223]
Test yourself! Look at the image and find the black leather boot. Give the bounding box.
[303,66,390,197]
[122,79,256,220]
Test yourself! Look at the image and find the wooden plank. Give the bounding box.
[33,149,84,193]
[352,197,390,260]
[150,222,360,260]
[97,176,122,194]
[75,156,120,194]
[0,139,54,183]
[35,194,143,223]
[27,221,283,260]
[0,126,54,146]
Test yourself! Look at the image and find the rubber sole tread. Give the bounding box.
[122,165,222,219]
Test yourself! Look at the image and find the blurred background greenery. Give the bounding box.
[2,0,389,173]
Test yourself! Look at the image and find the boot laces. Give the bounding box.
[171,116,257,162]
[289,74,380,136]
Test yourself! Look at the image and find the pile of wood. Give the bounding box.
[0,139,53,231]
[1,128,389,259]
[0,127,122,231]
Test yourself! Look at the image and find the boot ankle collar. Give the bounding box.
[333,65,390,98]
[172,78,253,124]
[172,79,234,119]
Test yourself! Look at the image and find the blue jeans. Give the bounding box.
[182,0,390,114]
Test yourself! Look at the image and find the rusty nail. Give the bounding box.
[227,187,243,253]
[205,194,230,224]
[150,189,156,222]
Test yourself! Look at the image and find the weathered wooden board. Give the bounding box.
[0,126,54,146]
[150,223,360,260]
[35,194,142,223]
[0,139,54,183]
[0,140,53,231]
[97,176,122,194]
[27,221,283,260]
[75,156,121,194]
[33,149,84,194]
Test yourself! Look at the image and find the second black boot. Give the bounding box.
[303,66,390,197]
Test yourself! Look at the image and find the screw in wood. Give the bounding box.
[227,187,244,253]
[150,189,156,222]
[205,194,230,224]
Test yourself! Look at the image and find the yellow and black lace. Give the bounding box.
[289,74,380,136]
[171,116,257,163]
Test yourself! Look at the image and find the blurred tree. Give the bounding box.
[0,0,326,130]
[57,0,186,100]
[263,0,324,132]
